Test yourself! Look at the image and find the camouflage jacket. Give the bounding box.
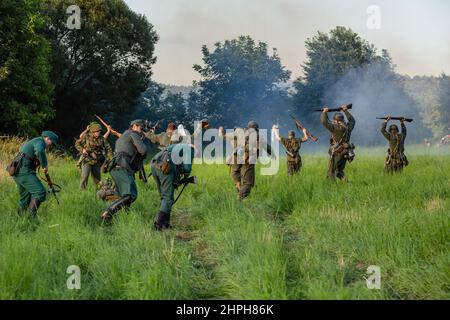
[75,134,113,166]
[380,122,406,154]
[280,137,302,162]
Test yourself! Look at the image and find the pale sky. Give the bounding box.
[125,0,450,85]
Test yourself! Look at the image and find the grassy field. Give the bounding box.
[0,144,449,299]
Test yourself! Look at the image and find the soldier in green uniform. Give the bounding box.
[320,105,356,180]
[380,116,408,173]
[12,131,59,217]
[75,122,113,190]
[219,121,272,200]
[145,122,177,149]
[272,125,308,175]
[100,120,147,222]
[150,132,195,230]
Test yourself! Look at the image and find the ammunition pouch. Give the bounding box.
[151,149,172,175]
[6,152,37,176]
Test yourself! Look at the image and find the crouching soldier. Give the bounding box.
[9,131,59,217]
[100,120,147,222]
[381,116,408,173]
[150,132,195,230]
[75,122,113,190]
[272,125,308,176]
[320,105,356,180]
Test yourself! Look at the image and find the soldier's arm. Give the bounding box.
[344,110,355,132]
[380,121,390,140]
[131,132,148,157]
[144,130,160,144]
[320,112,335,132]
[74,136,85,153]
[35,142,48,169]
[104,139,113,161]
[401,122,407,141]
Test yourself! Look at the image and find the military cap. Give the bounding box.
[130,119,145,128]
[333,113,345,121]
[41,130,59,145]
[247,120,259,130]
[89,122,102,133]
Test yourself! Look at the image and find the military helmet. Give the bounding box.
[288,130,295,137]
[389,124,399,132]
[333,113,345,122]
[89,122,102,133]
[247,120,259,130]
[41,130,59,145]
[130,119,145,128]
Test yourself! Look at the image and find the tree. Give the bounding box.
[193,35,291,129]
[292,27,429,145]
[0,0,54,136]
[41,0,158,142]
[403,74,450,139]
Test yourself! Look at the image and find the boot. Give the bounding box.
[100,196,132,222]
[154,211,171,231]
[27,199,41,218]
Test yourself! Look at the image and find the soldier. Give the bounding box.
[380,116,408,173]
[320,105,356,180]
[100,120,147,222]
[219,121,272,200]
[150,132,195,230]
[75,122,113,190]
[272,125,308,176]
[11,131,59,217]
[145,122,177,149]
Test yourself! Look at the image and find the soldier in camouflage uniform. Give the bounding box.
[272,125,308,176]
[320,105,356,180]
[75,122,113,190]
[380,116,408,173]
[11,131,59,217]
[219,121,272,200]
[145,122,177,149]
[100,120,147,222]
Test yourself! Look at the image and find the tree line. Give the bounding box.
[1,0,448,145]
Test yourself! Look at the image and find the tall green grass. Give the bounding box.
[0,145,449,299]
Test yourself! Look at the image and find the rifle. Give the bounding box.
[41,171,61,205]
[173,175,197,205]
[289,114,318,142]
[94,114,122,137]
[376,117,413,122]
[315,104,353,112]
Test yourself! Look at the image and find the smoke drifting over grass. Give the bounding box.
[323,61,430,146]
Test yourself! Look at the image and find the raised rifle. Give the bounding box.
[315,104,353,112]
[289,114,318,142]
[94,114,122,137]
[376,117,413,122]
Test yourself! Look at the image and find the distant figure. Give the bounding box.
[380,116,408,173]
[272,125,308,176]
[320,105,355,180]
[424,138,431,148]
[75,122,113,190]
[441,134,450,145]
[219,121,272,200]
[145,122,177,149]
